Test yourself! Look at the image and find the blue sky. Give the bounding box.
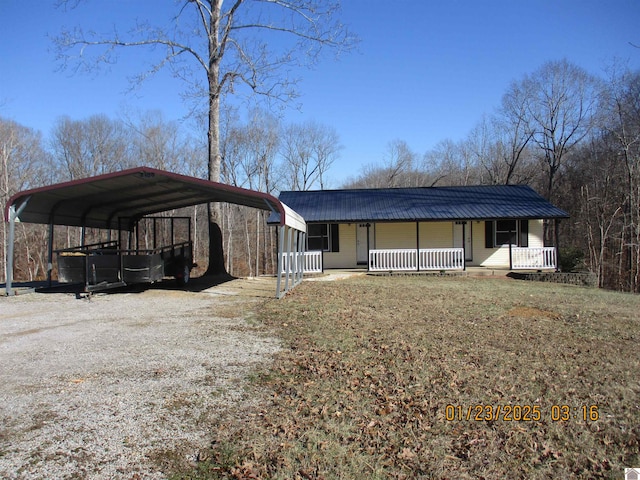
[1,1,639,186]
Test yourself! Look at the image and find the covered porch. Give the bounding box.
[293,217,560,274]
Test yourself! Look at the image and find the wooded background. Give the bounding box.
[2,59,640,292]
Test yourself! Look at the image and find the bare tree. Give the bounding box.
[491,87,537,184]
[126,110,190,173]
[50,115,131,180]
[280,120,341,190]
[598,65,640,291]
[55,0,356,275]
[219,108,280,275]
[344,139,440,189]
[514,60,599,201]
[381,139,416,187]
[423,138,479,187]
[0,118,50,283]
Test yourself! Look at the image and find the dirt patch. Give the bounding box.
[0,277,280,479]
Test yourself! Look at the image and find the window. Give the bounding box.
[307,224,340,252]
[485,220,529,248]
[495,219,517,246]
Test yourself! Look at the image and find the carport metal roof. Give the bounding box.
[4,166,306,298]
[5,166,305,231]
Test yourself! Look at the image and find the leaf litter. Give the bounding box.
[179,275,640,480]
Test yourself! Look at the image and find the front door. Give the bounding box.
[453,221,473,262]
[356,223,373,265]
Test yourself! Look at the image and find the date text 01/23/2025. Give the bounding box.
[445,405,600,422]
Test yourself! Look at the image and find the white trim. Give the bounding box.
[280,202,306,233]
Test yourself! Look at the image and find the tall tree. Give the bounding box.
[55,0,356,275]
[514,59,599,201]
[51,115,130,180]
[492,86,537,185]
[599,66,640,291]
[280,120,341,190]
[0,118,50,283]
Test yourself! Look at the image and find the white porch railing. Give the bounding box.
[281,251,323,274]
[369,248,464,272]
[419,248,465,270]
[512,247,557,269]
[304,251,323,273]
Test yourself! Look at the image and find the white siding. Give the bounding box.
[376,223,417,249]
[323,223,358,269]
[529,219,544,248]
[419,222,453,248]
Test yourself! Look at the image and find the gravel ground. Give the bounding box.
[0,277,280,479]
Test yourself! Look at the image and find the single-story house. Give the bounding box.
[269,185,569,272]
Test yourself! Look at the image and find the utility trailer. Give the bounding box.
[55,216,194,293]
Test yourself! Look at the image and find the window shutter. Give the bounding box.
[331,224,340,252]
[519,220,529,247]
[485,221,494,248]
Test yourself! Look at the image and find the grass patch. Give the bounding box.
[175,276,640,479]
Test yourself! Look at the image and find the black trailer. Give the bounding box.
[56,216,194,292]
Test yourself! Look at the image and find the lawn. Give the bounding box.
[177,275,640,479]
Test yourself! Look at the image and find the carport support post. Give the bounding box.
[6,199,30,296]
[47,223,54,287]
[276,225,285,298]
[295,230,302,284]
[286,226,293,291]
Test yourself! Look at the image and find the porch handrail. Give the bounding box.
[369,248,464,271]
[512,247,557,269]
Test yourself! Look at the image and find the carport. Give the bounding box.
[4,166,306,298]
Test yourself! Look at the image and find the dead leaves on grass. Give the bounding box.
[192,278,639,480]
[503,306,563,321]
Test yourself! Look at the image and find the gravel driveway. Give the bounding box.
[0,277,280,479]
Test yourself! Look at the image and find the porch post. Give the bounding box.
[416,222,420,272]
[462,221,466,271]
[508,225,514,270]
[366,223,371,272]
[554,218,561,272]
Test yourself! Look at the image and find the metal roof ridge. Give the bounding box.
[280,184,533,194]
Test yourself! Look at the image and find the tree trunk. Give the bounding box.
[206,92,225,275]
[204,0,227,276]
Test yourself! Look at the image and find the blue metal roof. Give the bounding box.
[271,185,569,223]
